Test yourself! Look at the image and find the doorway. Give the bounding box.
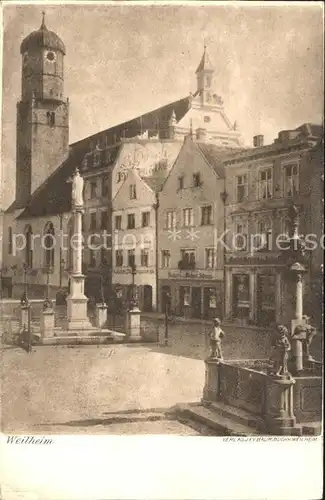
[143,285,153,312]
[192,287,201,318]
[232,274,250,320]
[256,274,276,326]
[161,285,171,314]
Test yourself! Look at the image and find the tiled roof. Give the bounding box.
[197,142,241,178]
[12,94,195,219]
[142,176,167,193]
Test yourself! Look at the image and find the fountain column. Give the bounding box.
[65,169,93,332]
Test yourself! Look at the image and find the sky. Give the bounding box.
[1,1,324,209]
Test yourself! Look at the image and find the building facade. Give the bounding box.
[1,17,244,304]
[223,125,323,327]
[158,135,231,319]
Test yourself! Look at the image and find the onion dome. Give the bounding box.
[20,12,66,55]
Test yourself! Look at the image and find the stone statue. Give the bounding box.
[270,325,291,377]
[305,325,317,362]
[71,168,84,207]
[209,318,225,360]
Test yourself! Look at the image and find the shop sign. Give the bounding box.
[167,270,214,280]
[114,268,154,274]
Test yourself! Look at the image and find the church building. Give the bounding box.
[0,16,243,304]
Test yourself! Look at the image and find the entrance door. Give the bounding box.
[257,275,276,326]
[161,285,171,314]
[143,285,153,312]
[192,287,201,318]
[232,274,250,320]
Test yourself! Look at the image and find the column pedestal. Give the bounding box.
[96,303,108,329]
[265,376,297,435]
[202,358,221,402]
[125,307,142,341]
[65,273,93,332]
[40,308,55,338]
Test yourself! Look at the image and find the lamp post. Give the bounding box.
[44,265,53,309]
[21,261,29,306]
[164,291,171,347]
[130,261,137,310]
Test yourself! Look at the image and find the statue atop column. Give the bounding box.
[71,168,84,207]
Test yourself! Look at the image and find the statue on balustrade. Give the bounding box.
[269,325,291,377]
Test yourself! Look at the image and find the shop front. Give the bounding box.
[225,264,283,326]
[159,269,224,319]
[112,267,156,312]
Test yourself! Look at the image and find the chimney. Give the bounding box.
[253,135,264,148]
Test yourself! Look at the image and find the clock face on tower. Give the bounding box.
[44,50,56,63]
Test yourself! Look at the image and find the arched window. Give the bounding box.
[44,222,55,268]
[46,111,55,126]
[281,216,291,238]
[25,225,33,268]
[256,218,272,250]
[8,226,13,255]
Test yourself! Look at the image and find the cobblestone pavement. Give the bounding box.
[2,344,205,434]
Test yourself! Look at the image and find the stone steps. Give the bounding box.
[202,400,267,432]
[175,403,260,436]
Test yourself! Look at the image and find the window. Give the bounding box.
[258,168,273,200]
[140,249,149,267]
[178,176,184,190]
[100,211,108,230]
[90,212,97,230]
[235,222,248,251]
[100,248,108,265]
[90,181,97,199]
[127,213,135,229]
[183,208,194,227]
[8,227,13,255]
[180,249,196,269]
[205,248,216,269]
[93,151,101,167]
[115,215,122,230]
[101,176,108,197]
[44,222,54,268]
[130,184,137,200]
[182,287,191,306]
[161,250,171,268]
[206,76,212,88]
[89,249,96,268]
[165,210,176,230]
[256,219,272,250]
[142,211,150,227]
[282,216,291,238]
[236,174,248,202]
[283,164,299,197]
[115,249,123,267]
[193,172,201,187]
[201,205,212,225]
[128,249,135,267]
[46,111,55,126]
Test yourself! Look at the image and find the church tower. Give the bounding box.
[16,13,69,208]
[195,45,215,107]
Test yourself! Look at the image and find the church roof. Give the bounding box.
[195,46,214,74]
[20,14,66,55]
[197,142,240,178]
[14,94,194,219]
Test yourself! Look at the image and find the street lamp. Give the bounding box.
[21,262,29,306]
[129,261,137,310]
[164,291,171,347]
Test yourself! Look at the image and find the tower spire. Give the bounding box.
[40,11,47,30]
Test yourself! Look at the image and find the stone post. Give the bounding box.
[96,303,108,329]
[20,303,30,330]
[202,358,221,403]
[125,306,142,342]
[265,375,298,435]
[40,307,55,338]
